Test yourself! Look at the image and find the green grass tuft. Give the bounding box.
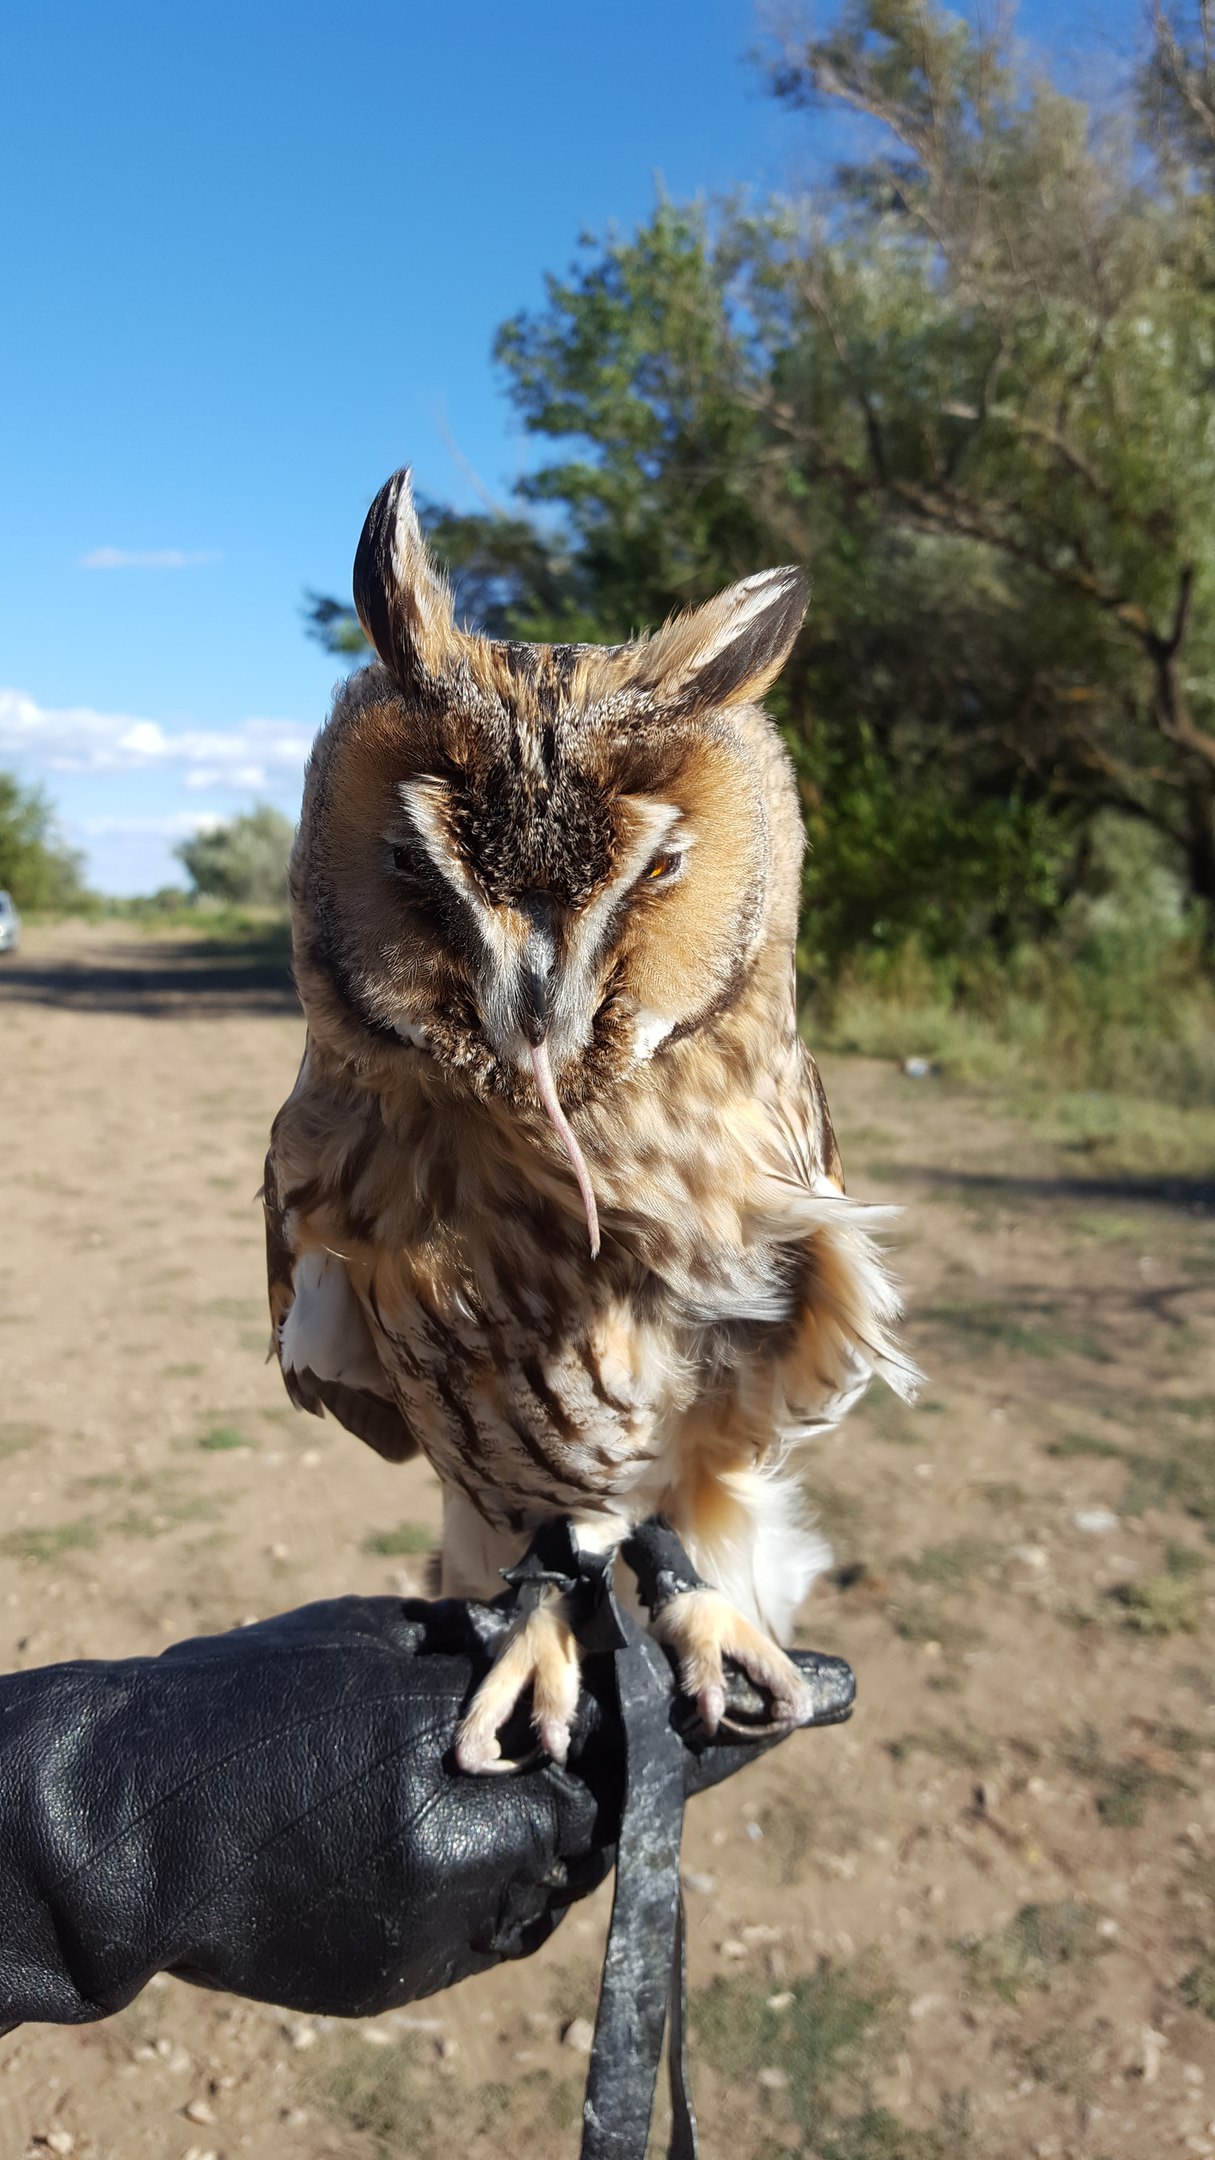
[1180,1954,1215,2019]
[963,1902,1110,2004]
[197,1424,250,1452]
[323,2038,429,2155]
[1063,1726,1186,1826]
[0,1422,43,1461]
[693,1963,886,2139]
[1,1518,96,1563]
[904,1538,1001,1590]
[363,1521,435,1557]
[1112,1559,1202,1636]
[1047,1431,1125,1460]
[1122,1428,1215,1531]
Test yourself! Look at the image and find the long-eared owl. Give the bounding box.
[265,469,917,1770]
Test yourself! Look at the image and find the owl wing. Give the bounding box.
[748,1042,922,1431]
[263,1143,419,1465]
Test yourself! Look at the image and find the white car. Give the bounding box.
[0,891,21,954]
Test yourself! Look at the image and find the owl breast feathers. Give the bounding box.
[266,467,918,1648]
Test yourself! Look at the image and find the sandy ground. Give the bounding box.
[0,918,1212,2160]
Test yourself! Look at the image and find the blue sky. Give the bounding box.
[0,0,1144,894]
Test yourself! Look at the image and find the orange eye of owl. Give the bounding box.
[646,852,682,882]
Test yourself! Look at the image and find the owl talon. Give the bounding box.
[698,1681,727,1737]
[653,1586,816,1735]
[455,1598,581,1776]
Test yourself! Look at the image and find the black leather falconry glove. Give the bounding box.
[0,1517,854,2159]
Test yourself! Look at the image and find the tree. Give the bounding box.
[175,804,294,906]
[758,0,1215,936]
[306,2,1215,963]
[0,771,88,911]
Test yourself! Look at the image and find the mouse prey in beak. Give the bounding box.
[529,1039,601,1260]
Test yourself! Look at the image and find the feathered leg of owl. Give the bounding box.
[449,1490,821,1773]
[444,1491,587,1774]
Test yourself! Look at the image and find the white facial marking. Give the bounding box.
[631,1008,676,1063]
[393,1015,431,1050]
[548,798,684,1061]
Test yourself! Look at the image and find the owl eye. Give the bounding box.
[391,845,412,873]
[645,851,683,883]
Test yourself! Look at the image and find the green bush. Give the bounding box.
[0,770,89,912]
[175,804,294,906]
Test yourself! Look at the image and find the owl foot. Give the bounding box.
[455,1598,582,1775]
[651,1586,816,1737]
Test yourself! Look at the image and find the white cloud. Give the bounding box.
[0,688,313,793]
[67,812,226,839]
[80,547,223,570]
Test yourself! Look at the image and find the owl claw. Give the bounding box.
[653,1586,816,1735]
[455,1597,581,1776]
[697,1681,727,1737]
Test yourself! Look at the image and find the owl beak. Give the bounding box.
[517,907,556,1048]
[519,961,552,1049]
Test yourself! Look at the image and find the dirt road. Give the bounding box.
[1,920,1212,2159]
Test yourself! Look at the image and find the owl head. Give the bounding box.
[292,468,808,1251]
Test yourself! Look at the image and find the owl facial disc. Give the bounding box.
[529,1040,601,1260]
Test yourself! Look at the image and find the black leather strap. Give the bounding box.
[580,1621,691,2160]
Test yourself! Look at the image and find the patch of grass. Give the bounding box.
[692,1963,887,2141]
[904,1538,1001,1590]
[978,1480,1025,1507]
[320,2036,429,2156]
[111,1496,222,1539]
[1047,1430,1125,1460]
[197,1424,251,1452]
[888,1596,985,1653]
[162,1361,203,1378]
[1171,1394,1215,1423]
[963,1902,1110,2004]
[363,1521,435,1557]
[1111,1546,1204,1635]
[803,1483,867,1572]
[1018,2018,1109,2107]
[1022,1088,1215,1182]
[1122,1430,1215,1533]
[0,1422,42,1460]
[1,1518,96,1563]
[1062,1726,1186,1827]
[888,1723,994,1772]
[1071,1210,1152,1244]
[692,1967,972,2157]
[858,1392,921,1446]
[823,2098,973,2160]
[1181,1954,1215,2018]
[920,1299,1109,1364]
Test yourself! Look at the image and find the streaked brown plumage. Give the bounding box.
[266,468,917,1768]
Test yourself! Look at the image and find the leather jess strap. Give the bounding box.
[524,1518,856,2160]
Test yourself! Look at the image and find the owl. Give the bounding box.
[265,468,917,1771]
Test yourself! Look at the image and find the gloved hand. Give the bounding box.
[0,1520,854,2159]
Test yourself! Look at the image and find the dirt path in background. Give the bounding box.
[1,919,1212,2160]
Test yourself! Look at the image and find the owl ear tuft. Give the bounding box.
[352,467,461,686]
[640,567,809,710]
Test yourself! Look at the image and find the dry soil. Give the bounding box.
[0,919,1212,2160]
